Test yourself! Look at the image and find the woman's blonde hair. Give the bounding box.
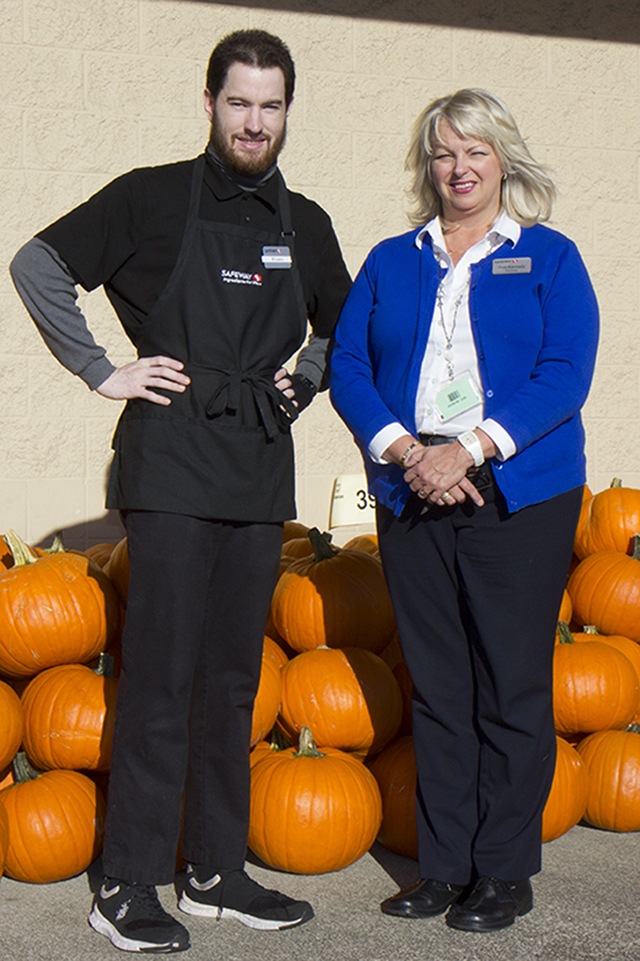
[406,88,556,227]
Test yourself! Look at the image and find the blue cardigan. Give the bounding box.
[330,223,599,516]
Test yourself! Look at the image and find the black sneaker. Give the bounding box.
[89,877,190,953]
[178,866,314,930]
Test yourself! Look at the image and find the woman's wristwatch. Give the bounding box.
[456,430,485,467]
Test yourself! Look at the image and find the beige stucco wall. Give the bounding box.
[1,0,638,547]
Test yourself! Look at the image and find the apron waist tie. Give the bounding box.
[199,367,299,440]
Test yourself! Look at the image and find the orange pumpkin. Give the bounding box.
[573,478,640,559]
[557,589,573,626]
[392,660,413,735]
[0,531,120,678]
[262,635,289,671]
[0,753,106,882]
[279,647,402,756]
[568,537,640,642]
[541,736,589,842]
[553,623,639,735]
[103,535,130,606]
[250,641,282,747]
[84,542,117,568]
[248,726,382,873]
[271,528,396,654]
[282,520,310,543]
[569,626,640,708]
[368,735,418,859]
[342,533,379,556]
[0,680,23,772]
[21,655,118,772]
[576,725,640,831]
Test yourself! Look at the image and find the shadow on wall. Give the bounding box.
[180,0,640,44]
[35,512,125,554]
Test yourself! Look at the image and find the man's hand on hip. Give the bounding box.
[96,356,190,405]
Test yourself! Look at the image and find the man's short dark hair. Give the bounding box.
[206,29,295,107]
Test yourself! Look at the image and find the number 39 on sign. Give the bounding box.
[329,474,376,528]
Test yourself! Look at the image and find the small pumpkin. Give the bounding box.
[553,622,639,735]
[541,736,589,842]
[279,646,402,756]
[271,528,396,654]
[84,542,117,568]
[567,536,640,642]
[0,531,120,677]
[248,726,382,873]
[0,753,106,883]
[103,535,130,606]
[342,533,379,556]
[21,654,118,772]
[368,735,418,859]
[576,724,640,832]
[282,520,310,543]
[0,680,23,772]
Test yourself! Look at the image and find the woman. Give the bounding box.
[330,89,598,933]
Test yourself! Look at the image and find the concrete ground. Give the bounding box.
[2,825,639,961]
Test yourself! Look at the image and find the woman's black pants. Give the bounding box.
[376,481,582,884]
[101,511,283,885]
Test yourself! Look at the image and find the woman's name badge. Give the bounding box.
[492,257,532,274]
[434,372,482,422]
[261,245,292,269]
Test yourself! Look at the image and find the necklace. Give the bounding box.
[436,280,468,382]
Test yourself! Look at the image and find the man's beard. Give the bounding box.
[209,115,287,177]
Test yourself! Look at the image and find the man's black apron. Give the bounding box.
[106,155,307,521]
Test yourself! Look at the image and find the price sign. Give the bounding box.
[329,474,376,528]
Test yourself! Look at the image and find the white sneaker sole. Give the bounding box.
[178,892,312,930]
[89,905,189,953]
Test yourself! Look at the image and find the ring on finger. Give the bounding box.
[418,487,428,499]
[442,491,453,502]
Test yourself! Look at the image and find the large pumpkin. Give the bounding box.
[0,531,120,677]
[279,647,402,756]
[0,680,23,771]
[21,655,118,772]
[271,528,396,654]
[567,536,640,642]
[573,478,640,559]
[0,753,106,882]
[249,726,382,874]
[553,623,639,735]
[368,735,418,859]
[541,736,589,842]
[567,625,640,703]
[576,725,640,831]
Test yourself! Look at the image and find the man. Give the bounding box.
[11,29,350,954]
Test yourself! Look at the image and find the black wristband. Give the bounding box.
[289,374,318,413]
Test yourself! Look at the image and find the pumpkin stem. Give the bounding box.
[12,751,43,783]
[45,532,66,553]
[3,530,39,567]
[582,625,599,636]
[627,722,640,735]
[307,527,338,562]
[610,478,623,488]
[557,621,575,644]
[94,652,115,679]
[293,726,326,759]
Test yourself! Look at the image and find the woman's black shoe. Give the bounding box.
[445,876,533,931]
[380,878,465,918]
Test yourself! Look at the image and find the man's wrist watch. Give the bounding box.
[456,430,485,467]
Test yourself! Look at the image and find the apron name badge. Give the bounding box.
[261,245,292,269]
[492,257,532,275]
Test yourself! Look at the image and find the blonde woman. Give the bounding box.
[331,89,598,932]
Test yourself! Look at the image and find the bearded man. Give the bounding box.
[10,29,350,954]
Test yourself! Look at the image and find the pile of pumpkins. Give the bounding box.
[2,476,640,885]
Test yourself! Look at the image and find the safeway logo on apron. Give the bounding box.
[220,268,263,286]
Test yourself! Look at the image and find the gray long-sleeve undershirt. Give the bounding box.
[10,237,331,392]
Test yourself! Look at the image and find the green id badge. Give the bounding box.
[434,372,482,422]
